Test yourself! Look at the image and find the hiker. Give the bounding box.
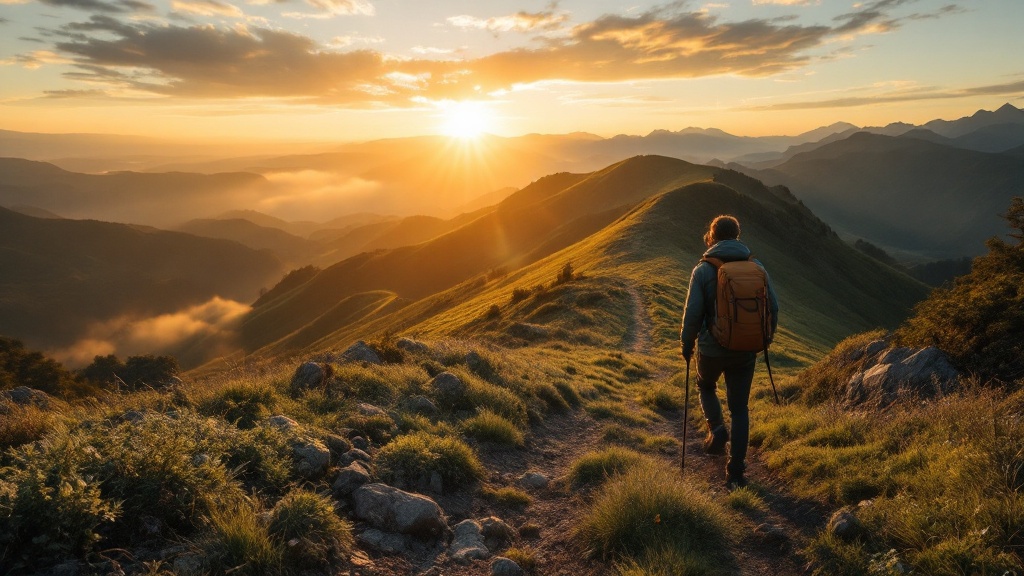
[680,215,778,489]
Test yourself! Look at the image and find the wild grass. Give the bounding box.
[479,486,532,508]
[461,409,525,446]
[585,400,653,426]
[198,498,283,576]
[576,460,732,573]
[726,487,767,513]
[0,401,56,449]
[203,380,278,429]
[503,546,539,573]
[568,447,649,489]
[375,431,484,490]
[268,489,353,567]
[601,424,680,454]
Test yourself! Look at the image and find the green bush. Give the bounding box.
[206,382,277,429]
[461,410,524,446]
[269,490,353,568]
[221,426,293,496]
[576,461,731,568]
[568,447,647,488]
[376,432,484,490]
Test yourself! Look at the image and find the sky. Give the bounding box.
[1,0,1023,142]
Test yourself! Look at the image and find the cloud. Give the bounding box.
[752,0,818,4]
[171,0,244,18]
[744,77,1024,111]
[39,1,958,104]
[282,0,373,19]
[446,8,569,34]
[258,171,384,220]
[1,49,72,68]
[37,0,154,14]
[50,297,250,366]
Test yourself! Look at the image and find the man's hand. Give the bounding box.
[682,344,694,363]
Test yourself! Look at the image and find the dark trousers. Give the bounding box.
[696,352,756,476]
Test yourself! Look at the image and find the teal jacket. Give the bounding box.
[680,239,779,358]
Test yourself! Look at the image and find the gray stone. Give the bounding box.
[351,436,370,451]
[430,371,465,399]
[324,433,352,455]
[122,410,145,424]
[353,483,447,538]
[348,448,372,462]
[357,528,409,554]
[291,362,328,393]
[292,438,330,479]
[429,471,444,494]
[333,462,372,497]
[408,395,438,416]
[846,346,959,406]
[191,453,210,467]
[480,517,516,551]
[519,472,549,489]
[827,507,863,541]
[396,337,429,354]
[357,402,387,417]
[449,520,489,564]
[491,557,524,576]
[172,554,204,575]
[3,386,50,409]
[267,414,300,431]
[339,341,382,365]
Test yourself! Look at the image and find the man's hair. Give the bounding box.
[703,215,740,246]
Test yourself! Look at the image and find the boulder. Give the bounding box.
[353,484,447,538]
[2,386,50,410]
[491,557,524,576]
[290,362,329,394]
[407,395,438,416]
[449,520,489,564]
[357,528,409,554]
[339,341,382,365]
[846,346,959,405]
[267,414,300,431]
[324,433,352,455]
[351,436,370,451]
[333,462,372,497]
[826,507,863,541]
[519,472,549,489]
[292,438,330,479]
[430,371,465,399]
[357,402,387,417]
[396,338,429,354]
[480,517,516,551]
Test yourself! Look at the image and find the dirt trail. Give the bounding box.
[625,284,654,355]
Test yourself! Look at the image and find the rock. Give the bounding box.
[353,483,447,538]
[491,557,524,576]
[39,560,80,576]
[324,433,352,455]
[348,448,372,462]
[2,386,50,410]
[396,338,429,354]
[357,528,409,554]
[267,414,300,431]
[351,436,370,451]
[480,517,516,551]
[357,402,387,417]
[429,471,443,494]
[449,520,489,564]
[408,395,438,416]
[430,371,465,399]
[172,554,204,575]
[754,523,789,551]
[122,410,145,424]
[339,341,382,365]
[333,462,372,497]
[291,362,329,394]
[827,507,863,541]
[292,438,331,479]
[507,323,549,341]
[846,346,959,405]
[519,472,549,489]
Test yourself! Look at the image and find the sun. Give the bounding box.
[440,100,491,139]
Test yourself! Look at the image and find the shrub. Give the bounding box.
[576,461,731,566]
[333,364,397,405]
[342,413,396,444]
[221,426,293,496]
[461,410,524,446]
[485,304,502,320]
[268,490,353,568]
[0,402,55,449]
[0,430,120,567]
[568,447,647,488]
[0,337,78,397]
[511,287,532,304]
[504,546,539,572]
[206,382,277,429]
[366,333,405,364]
[480,486,531,509]
[555,261,574,285]
[376,432,484,490]
[198,498,283,576]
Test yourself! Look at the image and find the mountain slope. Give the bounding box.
[0,207,283,356]
[746,132,1024,258]
[176,218,318,267]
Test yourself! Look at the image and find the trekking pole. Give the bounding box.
[765,349,780,405]
[681,357,691,474]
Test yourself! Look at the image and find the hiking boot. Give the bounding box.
[725,472,748,490]
[703,424,729,456]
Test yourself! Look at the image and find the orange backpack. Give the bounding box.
[701,256,773,352]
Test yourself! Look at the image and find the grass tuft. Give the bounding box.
[480,486,531,509]
[376,432,484,490]
[568,446,648,488]
[461,410,525,446]
[268,489,353,567]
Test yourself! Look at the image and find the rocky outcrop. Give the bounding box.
[846,346,959,405]
[430,372,465,399]
[1,386,50,410]
[352,484,447,538]
[339,341,382,365]
[290,362,330,394]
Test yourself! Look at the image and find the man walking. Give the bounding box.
[680,215,779,489]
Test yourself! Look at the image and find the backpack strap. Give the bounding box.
[700,257,724,268]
